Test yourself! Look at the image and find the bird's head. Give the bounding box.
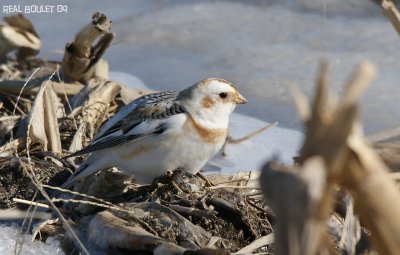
[179,78,247,126]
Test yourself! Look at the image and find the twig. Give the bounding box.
[246,197,272,215]
[246,192,264,198]
[209,178,248,185]
[227,122,278,145]
[206,236,221,248]
[13,198,50,209]
[209,185,260,190]
[17,157,89,254]
[196,172,214,186]
[206,197,240,215]
[382,0,400,36]
[0,79,84,96]
[15,190,38,255]
[233,234,275,255]
[5,67,39,155]
[49,198,158,237]
[43,184,118,208]
[7,97,25,115]
[12,68,40,117]
[0,90,32,102]
[43,185,158,236]
[171,180,185,194]
[222,122,277,156]
[51,197,125,211]
[167,204,217,219]
[56,65,78,129]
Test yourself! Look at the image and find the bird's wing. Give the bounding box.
[66,91,185,158]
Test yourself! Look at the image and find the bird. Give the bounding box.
[61,78,247,190]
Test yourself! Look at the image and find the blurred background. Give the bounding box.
[1,0,398,133]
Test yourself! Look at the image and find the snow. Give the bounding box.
[0,224,64,255]
[2,0,397,133]
[109,71,148,90]
[102,0,397,133]
[206,114,303,173]
[1,0,399,252]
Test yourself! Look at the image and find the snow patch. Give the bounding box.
[0,224,64,255]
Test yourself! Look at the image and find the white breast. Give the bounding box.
[109,113,225,183]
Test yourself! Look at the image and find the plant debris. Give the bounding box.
[3,8,400,255]
[0,13,274,255]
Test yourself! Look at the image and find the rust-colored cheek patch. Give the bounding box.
[188,115,227,144]
[201,96,216,108]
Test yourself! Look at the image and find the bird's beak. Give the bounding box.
[234,93,248,104]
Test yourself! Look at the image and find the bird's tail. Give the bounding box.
[51,154,105,198]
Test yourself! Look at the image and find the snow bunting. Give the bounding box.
[62,78,247,188]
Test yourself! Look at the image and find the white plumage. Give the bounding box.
[62,78,247,189]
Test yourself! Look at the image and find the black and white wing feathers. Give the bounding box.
[66,91,185,158]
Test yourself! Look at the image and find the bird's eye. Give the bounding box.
[219,92,228,99]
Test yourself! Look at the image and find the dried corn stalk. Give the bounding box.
[0,14,41,59]
[18,80,63,153]
[382,0,400,36]
[260,61,400,255]
[261,157,329,255]
[62,12,114,82]
[0,80,84,96]
[297,61,400,255]
[68,78,121,152]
